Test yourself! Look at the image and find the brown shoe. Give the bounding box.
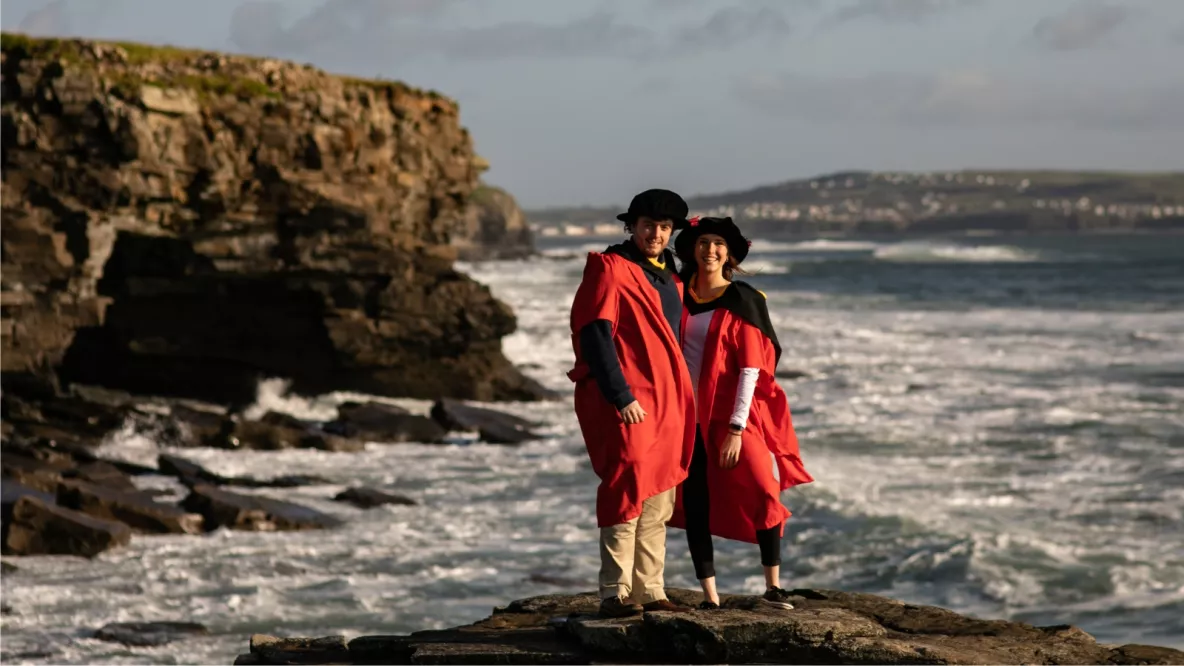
[642,598,691,613]
[599,596,643,618]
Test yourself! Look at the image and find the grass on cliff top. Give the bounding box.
[3,32,451,102]
[2,31,204,64]
[3,31,278,100]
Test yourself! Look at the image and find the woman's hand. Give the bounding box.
[620,400,647,425]
[719,432,742,469]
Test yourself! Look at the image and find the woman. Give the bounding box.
[668,216,814,611]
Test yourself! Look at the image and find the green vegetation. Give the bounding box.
[0,32,455,105]
[3,31,279,101]
[468,185,505,206]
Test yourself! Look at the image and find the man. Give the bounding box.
[568,189,697,617]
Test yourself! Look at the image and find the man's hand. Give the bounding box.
[619,400,647,425]
[719,432,742,469]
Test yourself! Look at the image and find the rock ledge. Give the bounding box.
[234,588,1184,665]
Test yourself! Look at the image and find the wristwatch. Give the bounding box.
[728,423,744,434]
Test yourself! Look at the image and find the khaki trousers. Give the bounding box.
[598,487,675,604]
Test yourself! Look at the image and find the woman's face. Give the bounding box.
[694,233,729,275]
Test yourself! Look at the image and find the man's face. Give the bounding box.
[631,216,674,258]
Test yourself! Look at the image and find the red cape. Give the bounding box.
[567,252,696,527]
[669,301,814,544]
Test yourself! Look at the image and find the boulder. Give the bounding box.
[0,453,69,493]
[332,487,417,509]
[62,461,139,492]
[181,484,342,531]
[157,454,228,487]
[158,405,231,447]
[156,453,330,488]
[452,184,535,261]
[326,401,447,444]
[94,621,209,647]
[249,635,351,665]
[213,413,363,453]
[430,398,542,445]
[2,478,57,528]
[3,496,132,557]
[55,479,203,534]
[775,368,810,380]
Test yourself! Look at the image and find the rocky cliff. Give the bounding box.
[451,184,534,261]
[0,33,545,407]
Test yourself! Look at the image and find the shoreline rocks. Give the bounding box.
[0,386,546,558]
[234,588,1184,665]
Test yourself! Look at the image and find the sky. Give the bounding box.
[2,0,1183,208]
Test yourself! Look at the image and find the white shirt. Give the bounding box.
[683,310,759,427]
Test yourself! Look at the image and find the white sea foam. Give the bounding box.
[4,238,1183,665]
[873,241,1042,263]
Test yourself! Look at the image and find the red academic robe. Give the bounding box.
[567,252,697,527]
[669,292,814,544]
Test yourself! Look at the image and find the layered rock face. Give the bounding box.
[1,34,543,406]
[451,185,534,261]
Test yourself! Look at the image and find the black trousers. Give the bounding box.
[684,427,782,580]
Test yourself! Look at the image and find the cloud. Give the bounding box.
[649,0,705,11]
[732,69,1184,130]
[228,1,661,63]
[675,4,792,44]
[17,0,71,36]
[229,0,461,57]
[228,0,798,64]
[823,0,981,26]
[1169,23,1184,45]
[13,0,122,37]
[1032,1,1129,51]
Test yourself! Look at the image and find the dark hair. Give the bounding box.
[677,241,749,281]
[624,216,673,234]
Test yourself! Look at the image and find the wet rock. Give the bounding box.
[430,398,541,445]
[1,604,11,615]
[326,401,447,444]
[524,573,589,588]
[0,392,128,449]
[62,461,139,492]
[161,405,231,447]
[55,479,203,534]
[94,621,209,647]
[242,474,333,488]
[3,496,132,557]
[775,368,810,380]
[0,453,69,493]
[214,413,363,453]
[1,478,57,534]
[333,487,417,508]
[181,484,343,531]
[2,560,19,574]
[157,453,228,486]
[156,453,329,488]
[249,634,350,664]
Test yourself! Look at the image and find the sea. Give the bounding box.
[2,232,1182,664]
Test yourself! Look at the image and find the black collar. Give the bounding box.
[605,240,677,284]
[683,278,782,364]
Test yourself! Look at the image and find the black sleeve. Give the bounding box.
[578,319,635,410]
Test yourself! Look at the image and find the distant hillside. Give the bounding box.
[527,170,1184,236]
